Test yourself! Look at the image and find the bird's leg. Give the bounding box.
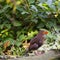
[33,50,41,56]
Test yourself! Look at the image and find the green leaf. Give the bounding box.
[12,21,21,26]
[31,5,38,12]
[28,0,35,4]
[15,41,22,47]
[31,19,38,24]
[0,5,10,14]
[18,34,26,41]
[21,11,29,14]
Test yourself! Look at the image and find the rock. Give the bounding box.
[7,50,60,60]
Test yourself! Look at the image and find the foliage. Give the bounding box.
[0,0,60,56]
[46,29,60,48]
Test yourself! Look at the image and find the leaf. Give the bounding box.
[28,0,35,4]
[5,24,11,29]
[21,11,29,14]
[15,41,22,47]
[18,34,26,41]
[27,31,38,40]
[37,23,44,29]
[1,29,8,34]
[31,5,38,12]
[5,50,11,55]
[23,41,30,49]
[5,32,8,36]
[54,13,58,18]
[0,5,10,14]
[6,0,10,3]
[16,0,23,5]
[16,6,24,12]
[3,40,10,49]
[31,19,38,24]
[4,38,14,45]
[0,34,2,36]
[12,20,21,26]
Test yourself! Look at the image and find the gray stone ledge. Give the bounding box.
[7,50,60,60]
[8,51,60,60]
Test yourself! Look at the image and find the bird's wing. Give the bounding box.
[30,37,43,47]
[30,37,39,45]
[29,43,38,50]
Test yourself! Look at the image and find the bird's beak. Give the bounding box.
[43,31,48,35]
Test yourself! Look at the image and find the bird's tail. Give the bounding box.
[24,48,29,56]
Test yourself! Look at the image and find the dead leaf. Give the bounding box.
[3,40,10,49]
[5,50,11,55]
[23,40,30,49]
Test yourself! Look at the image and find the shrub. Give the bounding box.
[0,0,60,56]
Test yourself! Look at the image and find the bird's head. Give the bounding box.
[40,29,48,35]
[39,29,48,39]
[42,30,48,35]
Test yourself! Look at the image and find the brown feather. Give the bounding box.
[25,30,48,55]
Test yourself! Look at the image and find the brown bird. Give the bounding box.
[25,29,48,55]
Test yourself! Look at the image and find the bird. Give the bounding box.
[24,29,48,56]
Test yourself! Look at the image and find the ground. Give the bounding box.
[0,50,60,60]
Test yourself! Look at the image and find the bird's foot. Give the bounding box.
[34,50,45,56]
